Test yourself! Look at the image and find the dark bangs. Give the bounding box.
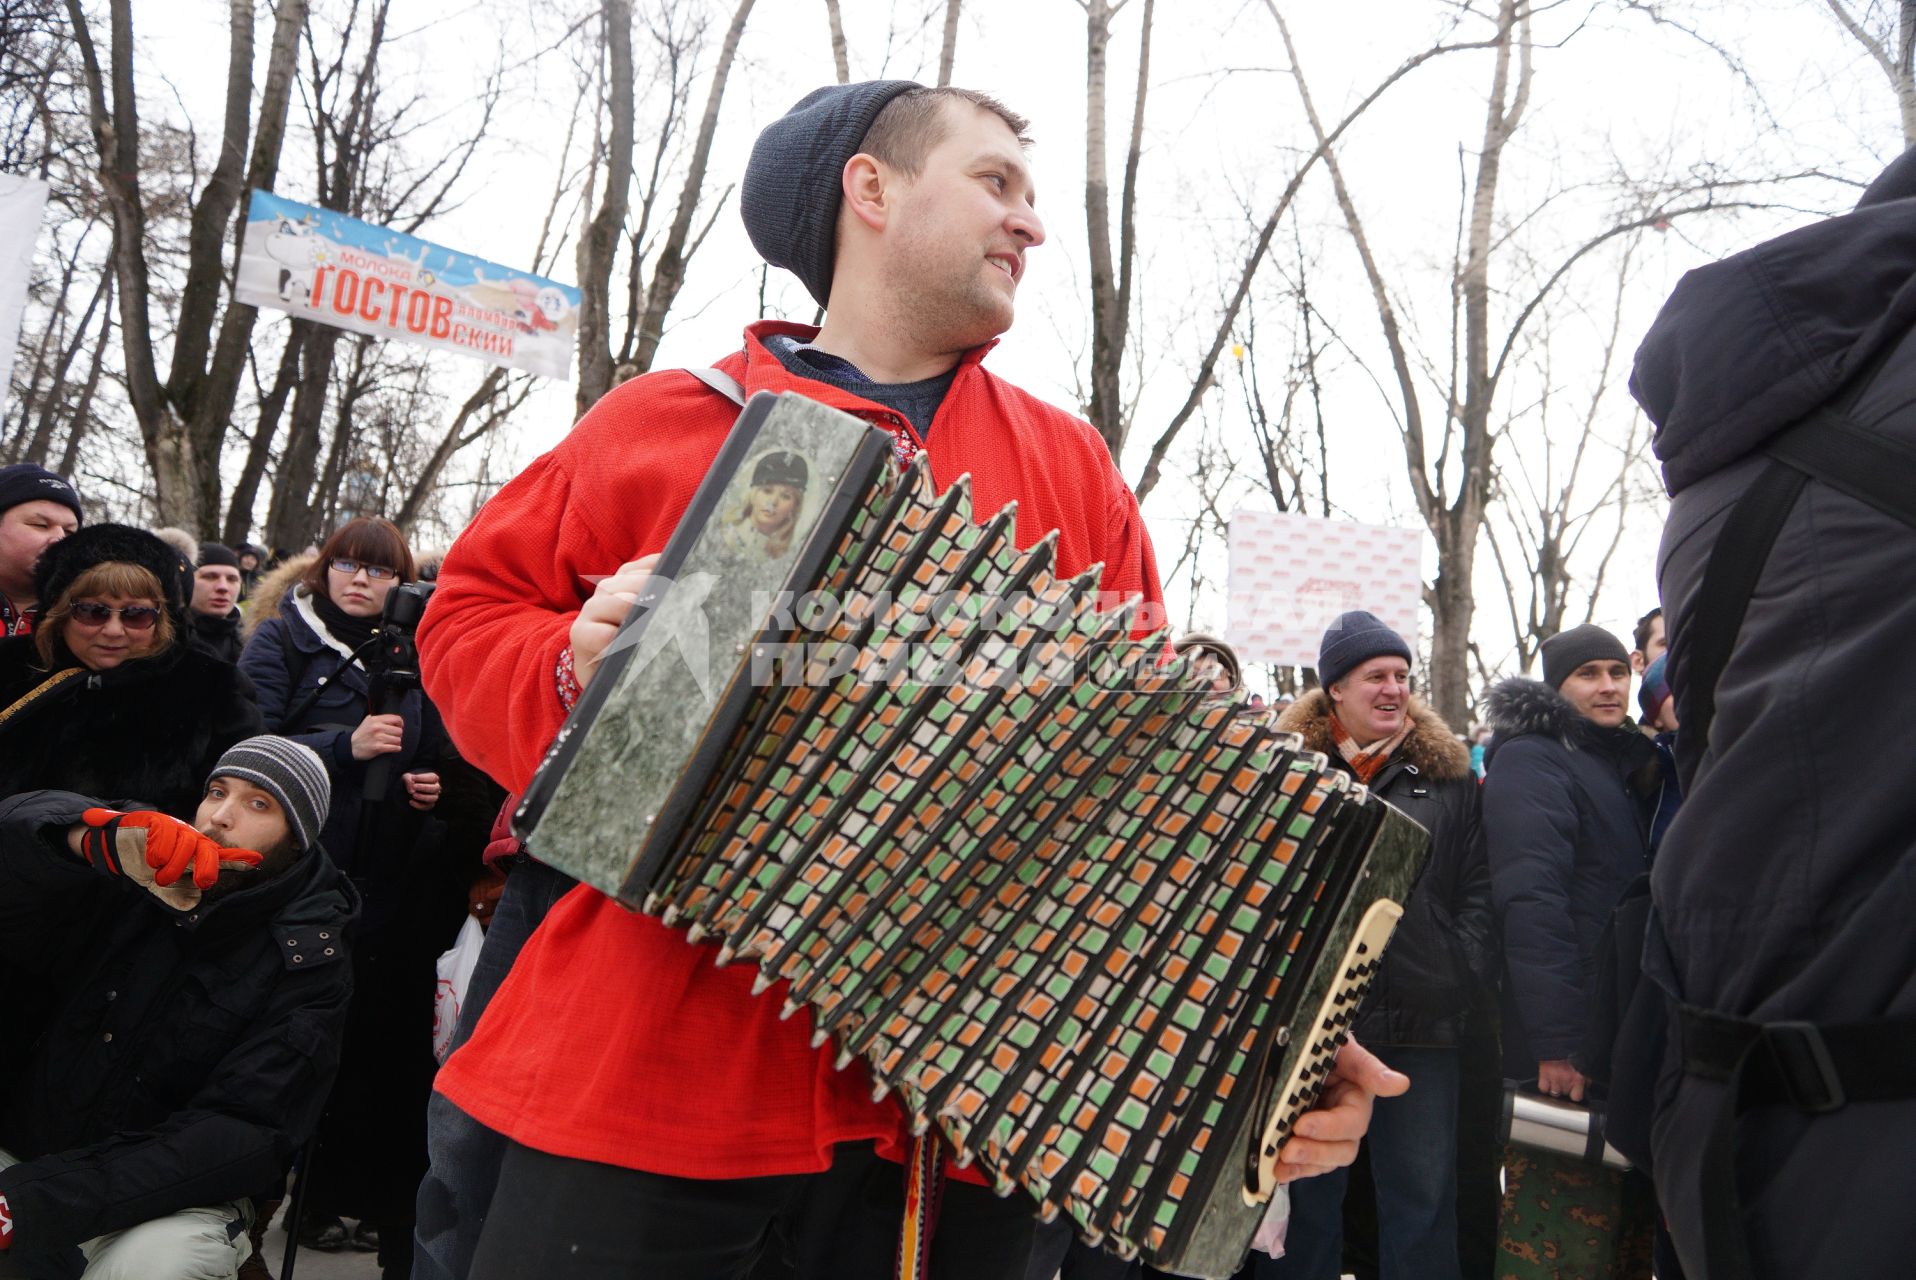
[300,517,415,596]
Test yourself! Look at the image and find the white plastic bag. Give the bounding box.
[1251,1184,1291,1258]
[432,916,485,1064]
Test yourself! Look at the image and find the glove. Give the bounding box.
[79,808,262,890]
[0,1190,12,1249]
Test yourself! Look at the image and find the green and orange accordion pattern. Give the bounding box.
[620,456,1418,1275]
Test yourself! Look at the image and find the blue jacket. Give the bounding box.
[1481,678,1654,1074]
[239,587,434,877]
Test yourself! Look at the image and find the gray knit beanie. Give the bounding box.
[741,80,921,308]
[207,736,331,851]
[1540,623,1630,690]
[1317,611,1413,689]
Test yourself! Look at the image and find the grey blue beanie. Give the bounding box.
[741,80,921,308]
[1317,611,1412,689]
[1540,623,1630,690]
[207,736,331,851]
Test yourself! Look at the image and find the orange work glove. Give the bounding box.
[79,808,262,890]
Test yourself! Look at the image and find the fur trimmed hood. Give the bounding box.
[1482,676,1585,747]
[1274,688,1472,784]
[242,552,318,641]
[1482,676,1655,776]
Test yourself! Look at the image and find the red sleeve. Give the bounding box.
[418,451,623,792]
[1097,462,1168,644]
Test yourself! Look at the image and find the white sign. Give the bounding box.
[1225,510,1423,669]
[235,190,578,379]
[0,174,51,420]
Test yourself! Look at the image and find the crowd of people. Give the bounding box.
[0,73,1908,1280]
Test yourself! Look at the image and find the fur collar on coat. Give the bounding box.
[1275,688,1472,784]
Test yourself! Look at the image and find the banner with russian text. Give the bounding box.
[235,190,577,379]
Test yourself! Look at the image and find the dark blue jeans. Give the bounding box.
[1259,1046,1462,1280]
[412,860,577,1280]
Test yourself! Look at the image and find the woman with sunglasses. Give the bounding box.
[239,515,458,1269]
[0,524,262,818]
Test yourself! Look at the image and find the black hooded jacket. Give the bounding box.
[1630,149,1916,1275]
[0,790,357,1256]
[1276,691,1496,1048]
[1481,678,1653,1075]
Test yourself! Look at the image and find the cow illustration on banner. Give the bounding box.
[236,190,578,380]
[1225,510,1424,669]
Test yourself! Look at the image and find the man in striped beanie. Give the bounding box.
[0,735,353,1273]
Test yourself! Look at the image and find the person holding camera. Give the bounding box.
[239,515,453,1277]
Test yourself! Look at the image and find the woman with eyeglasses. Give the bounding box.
[0,524,262,818]
[238,515,458,1269]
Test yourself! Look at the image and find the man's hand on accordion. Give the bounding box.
[1272,1037,1410,1183]
[571,554,660,690]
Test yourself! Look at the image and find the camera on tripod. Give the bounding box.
[362,580,436,803]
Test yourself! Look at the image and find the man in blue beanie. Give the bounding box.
[0,464,81,636]
[417,78,1405,1280]
[1261,614,1493,1280]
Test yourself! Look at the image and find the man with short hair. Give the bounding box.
[186,543,247,665]
[1265,613,1494,1280]
[414,81,1402,1280]
[1628,607,1664,678]
[1480,624,1656,1273]
[0,736,353,1280]
[0,464,82,636]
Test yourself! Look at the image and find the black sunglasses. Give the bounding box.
[69,601,162,631]
[330,558,397,581]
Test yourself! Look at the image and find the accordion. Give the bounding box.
[516,392,1429,1278]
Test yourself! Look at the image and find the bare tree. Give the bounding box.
[1077,0,1153,457]
[1482,246,1655,676]
[1269,0,1796,721]
[65,0,307,532]
[628,0,756,375]
[1823,0,1916,144]
[824,0,852,82]
[937,0,962,85]
[575,0,635,415]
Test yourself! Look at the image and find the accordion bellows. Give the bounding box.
[517,393,1428,1278]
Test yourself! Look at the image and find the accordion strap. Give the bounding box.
[895,1131,948,1280]
[686,366,747,407]
[1678,389,1916,1279]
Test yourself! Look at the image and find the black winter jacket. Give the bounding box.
[184,607,245,666]
[1630,147,1916,1276]
[1481,678,1653,1075]
[1276,692,1495,1048]
[239,586,439,881]
[0,790,357,1256]
[0,638,263,821]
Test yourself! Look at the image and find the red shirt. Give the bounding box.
[420,321,1165,1179]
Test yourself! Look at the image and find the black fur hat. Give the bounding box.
[34,523,187,612]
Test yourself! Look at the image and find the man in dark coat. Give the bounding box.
[185,543,246,666]
[1482,625,1653,1094]
[1481,625,1656,1276]
[1628,148,1916,1279]
[1265,612,1495,1280]
[0,736,354,1279]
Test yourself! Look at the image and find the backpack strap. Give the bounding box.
[1677,399,1916,1280]
[686,367,747,407]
